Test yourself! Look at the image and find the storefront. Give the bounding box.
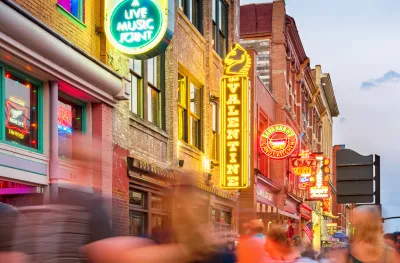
[256,176,279,231]
[300,203,313,240]
[127,157,176,238]
[282,194,301,237]
[0,1,125,204]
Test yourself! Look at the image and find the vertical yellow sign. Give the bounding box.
[220,44,251,189]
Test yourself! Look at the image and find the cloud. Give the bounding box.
[361,70,400,89]
[339,117,346,124]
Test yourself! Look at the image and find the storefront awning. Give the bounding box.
[0,1,127,104]
[278,209,300,220]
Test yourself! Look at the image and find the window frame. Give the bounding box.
[129,54,165,130]
[179,0,203,34]
[178,72,202,150]
[212,0,229,57]
[57,0,86,24]
[57,92,87,159]
[0,63,43,153]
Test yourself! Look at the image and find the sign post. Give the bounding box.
[336,149,380,204]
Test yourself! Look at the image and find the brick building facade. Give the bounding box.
[240,0,339,244]
[112,0,242,237]
[0,0,126,206]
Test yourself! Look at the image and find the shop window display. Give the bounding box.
[58,95,84,159]
[4,71,39,150]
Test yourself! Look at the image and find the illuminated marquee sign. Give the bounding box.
[6,97,29,138]
[105,0,174,59]
[291,149,318,190]
[260,124,297,159]
[308,156,330,200]
[220,44,251,189]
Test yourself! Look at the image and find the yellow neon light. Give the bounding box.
[220,44,251,189]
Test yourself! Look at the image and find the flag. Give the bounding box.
[286,220,291,231]
[303,222,314,240]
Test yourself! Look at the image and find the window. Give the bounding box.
[129,55,164,128]
[58,95,84,159]
[147,57,161,127]
[130,59,144,117]
[179,0,203,33]
[130,211,147,237]
[211,102,219,161]
[178,73,202,149]
[129,190,146,207]
[129,188,169,238]
[212,0,228,57]
[151,194,167,211]
[4,70,40,150]
[58,0,85,21]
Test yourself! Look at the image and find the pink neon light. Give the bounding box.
[5,100,29,134]
[58,106,72,127]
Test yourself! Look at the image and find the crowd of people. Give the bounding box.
[0,134,399,263]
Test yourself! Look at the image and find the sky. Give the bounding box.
[240,0,400,231]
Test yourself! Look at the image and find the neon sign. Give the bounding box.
[220,44,251,189]
[6,98,29,135]
[58,104,73,134]
[291,149,317,177]
[308,155,330,200]
[260,124,297,159]
[299,175,310,190]
[105,0,174,59]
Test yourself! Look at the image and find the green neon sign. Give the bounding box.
[106,0,173,59]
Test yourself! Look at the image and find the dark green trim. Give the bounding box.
[0,66,4,141]
[0,163,46,176]
[0,62,44,154]
[56,3,86,29]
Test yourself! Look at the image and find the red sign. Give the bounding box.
[308,156,330,200]
[256,184,277,207]
[300,203,312,220]
[6,98,29,134]
[58,105,72,127]
[260,124,297,159]
[284,199,297,214]
[299,175,310,190]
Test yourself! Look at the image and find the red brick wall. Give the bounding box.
[112,146,130,236]
[270,0,288,210]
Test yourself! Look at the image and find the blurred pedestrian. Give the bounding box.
[329,205,398,263]
[301,243,317,260]
[83,177,236,263]
[264,224,316,263]
[292,236,304,254]
[0,203,25,263]
[6,133,114,263]
[237,219,268,263]
[384,233,397,248]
